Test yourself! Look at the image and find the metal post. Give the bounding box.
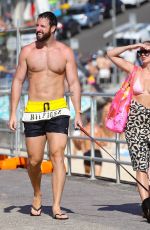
[0,3,2,17]
[15,20,21,156]
[111,0,117,85]
[90,96,96,180]
[116,133,120,184]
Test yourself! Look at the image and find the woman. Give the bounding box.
[107,41,150,223]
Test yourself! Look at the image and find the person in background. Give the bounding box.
[96,50,112,84]
[0,17,7,31]
[107,41,150,223]
[74,113,105,177]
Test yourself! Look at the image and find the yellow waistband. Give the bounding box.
[25,98,68,113]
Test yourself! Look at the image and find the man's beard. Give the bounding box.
[36,31,51,42]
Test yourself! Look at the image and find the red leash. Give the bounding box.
[78,124,148,192]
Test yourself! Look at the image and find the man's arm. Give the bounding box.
[65,47,82,128]
[9,47,28,130]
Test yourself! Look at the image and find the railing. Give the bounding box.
[0,91,134,185]
[66,92,132,183]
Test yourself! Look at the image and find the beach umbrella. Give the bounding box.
[60,3,70,10]
[0,65,8,72]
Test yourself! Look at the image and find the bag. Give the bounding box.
[105,66,138,133]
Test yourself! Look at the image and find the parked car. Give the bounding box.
[56,15,81,39]
[67,3,104,28]
[89,0,125,18]
[88,0,106,12]
[120,0,147,7]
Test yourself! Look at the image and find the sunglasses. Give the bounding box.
[137,49,150,57]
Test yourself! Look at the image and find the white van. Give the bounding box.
[104,22,150,47]
[121,0,147,7]
[104,22,150,64]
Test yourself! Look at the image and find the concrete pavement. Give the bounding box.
[0,169,149,230]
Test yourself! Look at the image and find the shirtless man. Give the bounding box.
[9,11,82,220]
[96,51,112,83]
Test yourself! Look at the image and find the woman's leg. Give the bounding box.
[125,101,150,222]
[125,100,149,201]
[136,170,149,201]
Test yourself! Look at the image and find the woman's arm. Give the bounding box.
[107,43,146,74]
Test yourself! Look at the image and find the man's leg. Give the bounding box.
[26,135,46,215]
[95,164,102,177]
[84,151,91,175]
[84,164,91,175]
[47,132,68,219]
[94,150,103,177]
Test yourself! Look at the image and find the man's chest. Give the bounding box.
[27,50,66,74]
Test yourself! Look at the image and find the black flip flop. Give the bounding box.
[30,205,42,216]
[53,213,69,220]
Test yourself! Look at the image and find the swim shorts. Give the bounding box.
[22,98,70,137]
[84,149,102,166]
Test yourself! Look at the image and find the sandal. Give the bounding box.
[30,205,42,216]
[53,213,69,220]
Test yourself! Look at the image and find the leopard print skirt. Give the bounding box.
[125,100,150,171]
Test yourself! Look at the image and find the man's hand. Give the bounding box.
[9,114,17,131]
[74,113,83,130]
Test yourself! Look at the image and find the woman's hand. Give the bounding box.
[130,43,150,50]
